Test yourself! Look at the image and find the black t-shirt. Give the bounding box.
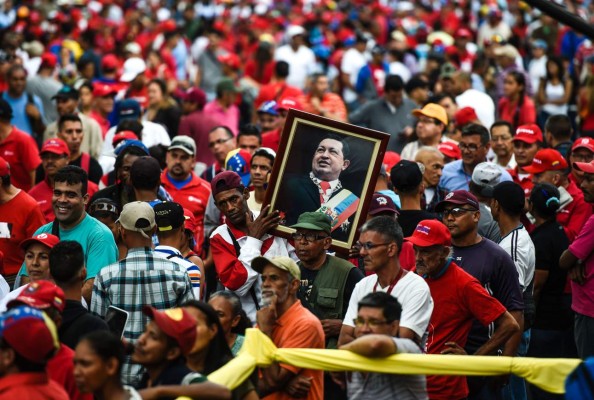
[453,238,524,353]
[398,209,438,237]
[36,153,104,184]
[530,220,573,330]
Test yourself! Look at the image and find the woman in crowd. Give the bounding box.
[578,73,594,137]
[527,183,577,400]
[144,78,181,138]
[73,331,143,400]
[537,56,572,128]
[209,291,252,355]
[498,70,536,128]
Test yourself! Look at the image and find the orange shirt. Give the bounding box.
[300,93,348,122]
[263,300,325,400]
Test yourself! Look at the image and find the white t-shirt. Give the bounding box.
[456,89,495,129]
[274,44,316,90]
[499,226,535,291]
[343,271,434,341]
[341,48,368,103]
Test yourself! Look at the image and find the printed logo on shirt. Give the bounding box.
[3,151,13,156]
[188,196,203,204]
[0,222,12,239]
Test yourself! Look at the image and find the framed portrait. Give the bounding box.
[263,109,390,253]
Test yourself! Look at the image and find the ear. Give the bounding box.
[166,346,182,361]
[105,356,119,377]
[80,266,87,281]
[388,321,400,337]
[323,236,332,250]
[484,142,491,151]
[289,277,300,295]
[342,159,350,170]
[230,314,241,328]
[243,187,250,201]
[83,193,89,206]
[552,173,562,186]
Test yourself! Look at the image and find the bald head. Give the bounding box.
[415,147,445,188]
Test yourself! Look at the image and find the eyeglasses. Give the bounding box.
[353,318,391,328]
[208,137,233,148]
[418,117,439,125]
[491,135,512,142]
[442,207,477,217]
[291,232,329,242]
[356,241,392,250]
[572,153,594,163]
[458,143,482,152]
[89,202,119,215]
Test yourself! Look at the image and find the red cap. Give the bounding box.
[40,52,57,69]
[10,281,65,313]
[455,28,472,39]
[438,142,462,160]
[217,53,241,70]
[93,83,117,97]
[573,160,594,174]
[183,208,198,234]
[435,190,480,212]
[572,137,594,153]
[454,107,479,127]
[183,88,206,109]
[513,124,543,144]
[382,151,401,176]
[0,157,9,176]
[523,149,568,174]
[112,130,138,146]
[20,233,60,252]
[405,220,451,247]
[40,138,70,156]
[277,97,302,111]
[101,54,119,70]
[142,306,197,355]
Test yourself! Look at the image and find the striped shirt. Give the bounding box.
[154,245,201,299]
[91,247,195,385]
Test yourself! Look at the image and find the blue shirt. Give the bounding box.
[439,160,512,192]
[2,92,45,136]
[18,214,118,279]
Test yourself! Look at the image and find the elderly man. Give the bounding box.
[415,146,446,212]
[254,255,325,400]
[406,219,519,400]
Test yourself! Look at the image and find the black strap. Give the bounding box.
[51,220,60,238]
[166,253,180,260]
[227,227,260,311]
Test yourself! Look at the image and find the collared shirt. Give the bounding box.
[440,159,512,192]
[91,247,195,385]
[309,171,340,204]
[203,100,240,135]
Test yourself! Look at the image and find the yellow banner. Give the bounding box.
[206,328,580,394]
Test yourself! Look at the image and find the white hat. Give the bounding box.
[117,201,156,239]
[471,162,502,197]
[286,25,306,39]
[120,57,147,83]
[124,42,142,56]
[493,44,520,59]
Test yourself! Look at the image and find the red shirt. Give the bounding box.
[88,110,110,139]
[126,87,149,109]
[244,60,275,85]
[300,93,348,121]
[28,179,54,222]
[254,82,303,108]
[161,171,211,251]
[498,95,537,128]
[0,126,41,192]
[0,190,46,275]
[261,128,282,152]
[558,180,593,243]
[424,261,506,400]
[0,372,68,400]
[47,345,92,400]
[507,167,534,197]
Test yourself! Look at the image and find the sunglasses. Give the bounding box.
[89,202,119,215]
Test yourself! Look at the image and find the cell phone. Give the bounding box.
[105,305,129,339]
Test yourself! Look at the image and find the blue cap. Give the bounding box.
[532,39,548,50]
[117,99,141,120]
[258,100,279,116]
[114,139,149,156]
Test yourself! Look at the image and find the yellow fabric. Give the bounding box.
[205,328,580,395]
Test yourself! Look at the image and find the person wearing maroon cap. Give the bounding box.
[436,190,524,398]
[527,148,592,242]
[405,219,519,400]
[0,156,45,281]
[88,83,117,138]
[178,87,217,167]
[7,280,92,400]
[569,137,594,186]
[509,123,544,197]
[26,52,62,123]
[254,61,303,109]
[300,73,347,122]
[209,170,296,323]
[29,138,71,221]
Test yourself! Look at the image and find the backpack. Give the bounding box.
[565,358,594,399]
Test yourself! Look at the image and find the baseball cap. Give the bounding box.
[211,171,244,197]
[258,100,279,116]
[0,99,12,120]
[217,53,240,70]
[40,52,58,69]
[471,162,503,197]
[183,208,198,234]
[455,28,472,39]
[117,99,141,120]
[405,220,451,247]
[390,160,423,192]
[494,44,520,59]
[117,201,156,239]
[168,135,196,156]
[88,198,120,218]
[124,42,142,56]
[114,139,149,156]
[10,281,65,313]
[225,149,252,186]
[513,124,543,144]
[120,57,146,82]
[492,181,525,214]
[368,193,399,216]
[101,54,119,70]
[0,305,60,364]
[40,138,70,156]
[252,256,300,280]
[216,78,239,94]
[112,130,138,147]
[454,107,479,128]
[277,97,301,111]
[154,202,185,232]
[435,190,480,212]
[142,306,198,355]
[532,39,548,50]
[20,233,60,252]
[573,160,594,174]
[290,212,332,234]
[382,152,401,177]
[0,157,9,176]
[523,149,568,174]
[286,25,306,38]
[52,85,79,100]
[572,137,594,153]
[93,82,117,97]
[438,142,462,160]
[183,88,206,109]
[412,103,448,126]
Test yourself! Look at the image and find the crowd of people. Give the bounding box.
[1,0,594,399]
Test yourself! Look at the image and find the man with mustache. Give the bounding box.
[406,219,519,400]
[161,135,211,251]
